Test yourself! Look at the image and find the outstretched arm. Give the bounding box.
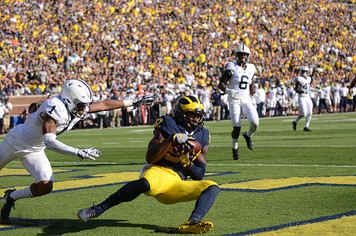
[42,114,101,160]
[89,99,126,113]
[89,96,155,113]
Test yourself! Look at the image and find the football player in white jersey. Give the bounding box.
[218,44,259,160]
[292,67,314,131]
[332,81,341,112]
[268,84,278,116]
[0,79,154,221]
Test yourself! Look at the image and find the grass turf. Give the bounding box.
[1,112,356,235]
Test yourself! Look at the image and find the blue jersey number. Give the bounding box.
[48,106,56,114]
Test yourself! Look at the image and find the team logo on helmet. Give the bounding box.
[173,95,205,132]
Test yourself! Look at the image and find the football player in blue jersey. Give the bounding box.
[77,95,220,234]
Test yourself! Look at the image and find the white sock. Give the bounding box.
[305,114,312,127]
[10,187,33,200]
[232,138,238,150]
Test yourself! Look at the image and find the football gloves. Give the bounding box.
[173,133,190,144]
[77,147,102,162]
[178,150,201,168]
[178,153,194,168]
[172,133,198,168]
[133,95,155,108]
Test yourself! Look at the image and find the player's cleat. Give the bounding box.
[178,220,213,234]
[243,132,254,150]
[1,189,16,221]
[232,148,240,160]
[303,127,312,131]
[292,121,297,131]
[77,205,104,222]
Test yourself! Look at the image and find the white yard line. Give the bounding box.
[11,161,356,168]
[91,144,356,148]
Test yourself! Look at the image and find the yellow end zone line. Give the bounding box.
[240,210,356,235]
[0,168,70,176]
[220,175,356,190]
[0,169,220,197]
[0,218,58,231]
[1,167,356,195]
[0,172,139,196]
[1,168,356,234]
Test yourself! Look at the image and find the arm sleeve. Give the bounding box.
[43,133,79,156]
[123,100,133,107]
[220,70,232,85]
[186,161,206,180]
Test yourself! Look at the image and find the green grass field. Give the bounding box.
[1,112,356,235]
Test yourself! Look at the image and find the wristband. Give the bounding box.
[123,100,133,107]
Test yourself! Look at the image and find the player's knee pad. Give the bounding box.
[32,181,53,197]
[232,127,241,139]
[42,182,53,195]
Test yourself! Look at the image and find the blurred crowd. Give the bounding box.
[0,0,355,129]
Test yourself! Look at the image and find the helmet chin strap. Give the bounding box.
[184,120,200,133]
[72,111,87,119]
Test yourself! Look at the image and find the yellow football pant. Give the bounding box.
[141,165,218,204]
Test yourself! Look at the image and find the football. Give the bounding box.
[186,139,202,155]
[173,139,202,156]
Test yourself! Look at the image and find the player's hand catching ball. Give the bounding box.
[172,133,202,167]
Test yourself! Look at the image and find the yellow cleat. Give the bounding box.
[177,221,213,234]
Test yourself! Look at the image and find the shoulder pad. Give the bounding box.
[154,116,178,136]
[43,97,68,122]
[224,61,235,71]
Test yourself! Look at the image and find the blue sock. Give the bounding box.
[98,178,150,211]
[188,185,220,222]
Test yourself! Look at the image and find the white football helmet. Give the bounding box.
[300,66,309,77]
[236,44,251,64]
[60,79,92,118]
